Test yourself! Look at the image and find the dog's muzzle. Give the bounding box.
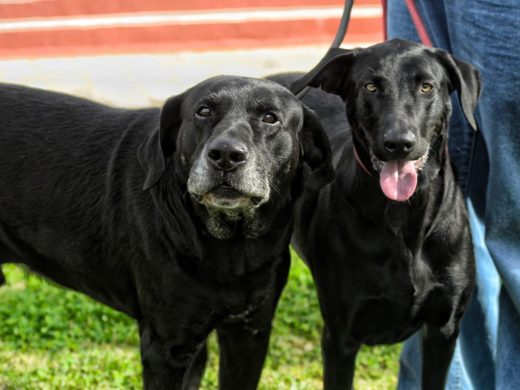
[197,186,265,211]
[187,135,272,213]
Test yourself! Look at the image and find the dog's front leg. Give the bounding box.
[215,286,284,389]
[216,321,272,390]
[421,324,458,390]
[182,342,208,390]
[322,323,360,390]
[139,322,202,390]
[216,251,290,390]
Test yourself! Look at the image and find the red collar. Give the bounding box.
[353,144,377,179]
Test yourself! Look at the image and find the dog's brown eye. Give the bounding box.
[262,112,278,124]
[365,83,377,92]
[421,83,433,93]
[196,106,211,118]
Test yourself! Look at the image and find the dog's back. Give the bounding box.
[0,84,157,312]
[0,83,155,198]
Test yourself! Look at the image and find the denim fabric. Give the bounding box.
[387,0,520,389]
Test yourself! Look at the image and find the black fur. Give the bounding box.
[270,39,477,390]
[0,76,333,389]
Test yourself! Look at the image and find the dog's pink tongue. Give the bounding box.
[379,160,418,201]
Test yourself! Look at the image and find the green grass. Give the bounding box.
[0,254,401,389]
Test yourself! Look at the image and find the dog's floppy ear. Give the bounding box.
[434,49,482,131]
[291,47,358,98]
[300,105,335,192]
[137,93,184,190]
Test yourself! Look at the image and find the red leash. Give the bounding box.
[382,0,432,47]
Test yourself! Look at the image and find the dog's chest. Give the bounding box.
[219,286,268,321]
[349,250,443,344]
[199,276,274,334]
[194,252,279,319]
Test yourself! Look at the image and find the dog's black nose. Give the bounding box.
[207,138,248,172]
[383,132,416,157]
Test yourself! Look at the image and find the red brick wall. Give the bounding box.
[0,0,383,58]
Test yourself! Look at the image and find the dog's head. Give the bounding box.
[292,38,481,201]
[138,76,333,238]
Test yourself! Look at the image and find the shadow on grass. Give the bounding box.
[0,253,401,389]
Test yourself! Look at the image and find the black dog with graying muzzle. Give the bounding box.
[0,76,333,389]
[270,38,478,390]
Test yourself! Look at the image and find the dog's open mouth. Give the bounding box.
[379,160,419,202]
[199,186,265,210]
[371,153,429,202]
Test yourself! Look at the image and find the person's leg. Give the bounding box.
[388,1,501,389]
[448,1,520,387]
[497,289,520,388]
[455,197,498,390]
[386,0,420,43]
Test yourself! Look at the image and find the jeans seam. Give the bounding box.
[462,128,478,198]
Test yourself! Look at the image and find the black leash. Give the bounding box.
[295,0,354,99]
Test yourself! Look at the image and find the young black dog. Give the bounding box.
[270,39,478,389]
[0,76,333,389]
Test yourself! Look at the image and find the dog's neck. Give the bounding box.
[352,143,376,179]
[351,133,378,179]
[149,173,293,283]
[184,192,294,283]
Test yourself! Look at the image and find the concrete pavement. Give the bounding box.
[0,45,338,107]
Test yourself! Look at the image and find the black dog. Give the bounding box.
[0,76,333,389]
[270,39,479,389]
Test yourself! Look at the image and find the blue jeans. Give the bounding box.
[387,1,520,388]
